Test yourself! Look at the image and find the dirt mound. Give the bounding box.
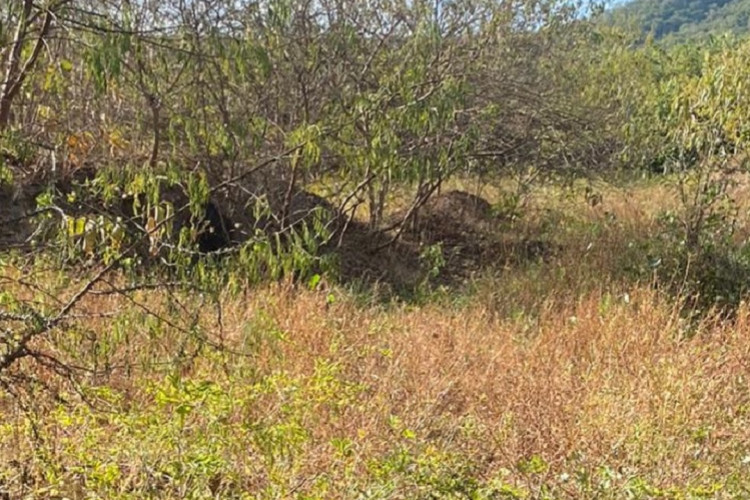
[370,190,494,284]
[392,190,494,243]
[1,177,558,294]
[332,220,423,291]
[421,190,493,223]
[385,190,558,284]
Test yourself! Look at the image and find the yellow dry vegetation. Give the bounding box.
[1,179,749,498]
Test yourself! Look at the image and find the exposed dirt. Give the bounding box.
[420,190,494,222]
[387,189,559,285]
[0,176,558,292]
[387,190,494,277]
[332,220,422,291]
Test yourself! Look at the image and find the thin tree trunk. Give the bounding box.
[0,0,33,130]
[0,2,53,131]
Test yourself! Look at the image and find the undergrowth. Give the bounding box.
[3,180,750,498]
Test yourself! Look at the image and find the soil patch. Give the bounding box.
[388,190,559,284]
[1,176,557,292]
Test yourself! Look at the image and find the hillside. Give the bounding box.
[611,0,750,41]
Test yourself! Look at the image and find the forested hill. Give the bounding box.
[611,0,750,41]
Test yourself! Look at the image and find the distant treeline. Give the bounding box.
[610,0,750,42]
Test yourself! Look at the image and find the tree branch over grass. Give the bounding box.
[0,145,304,376]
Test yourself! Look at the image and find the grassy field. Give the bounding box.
[3,178,750,499]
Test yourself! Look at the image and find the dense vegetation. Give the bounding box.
[612,0,750,41]
[3,0,750,498]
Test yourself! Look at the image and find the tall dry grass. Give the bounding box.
[2,179,750,498]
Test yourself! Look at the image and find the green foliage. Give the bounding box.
[0,129,36,169]
[610,0,750,42]
[567,32,750,313]
[9,2,750,497]
[0,162,12,188]
[643,37,750,312]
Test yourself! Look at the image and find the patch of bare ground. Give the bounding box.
[387,190,559,283]
[1,169,557,291]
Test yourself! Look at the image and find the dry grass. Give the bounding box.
[2,179,750,498]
